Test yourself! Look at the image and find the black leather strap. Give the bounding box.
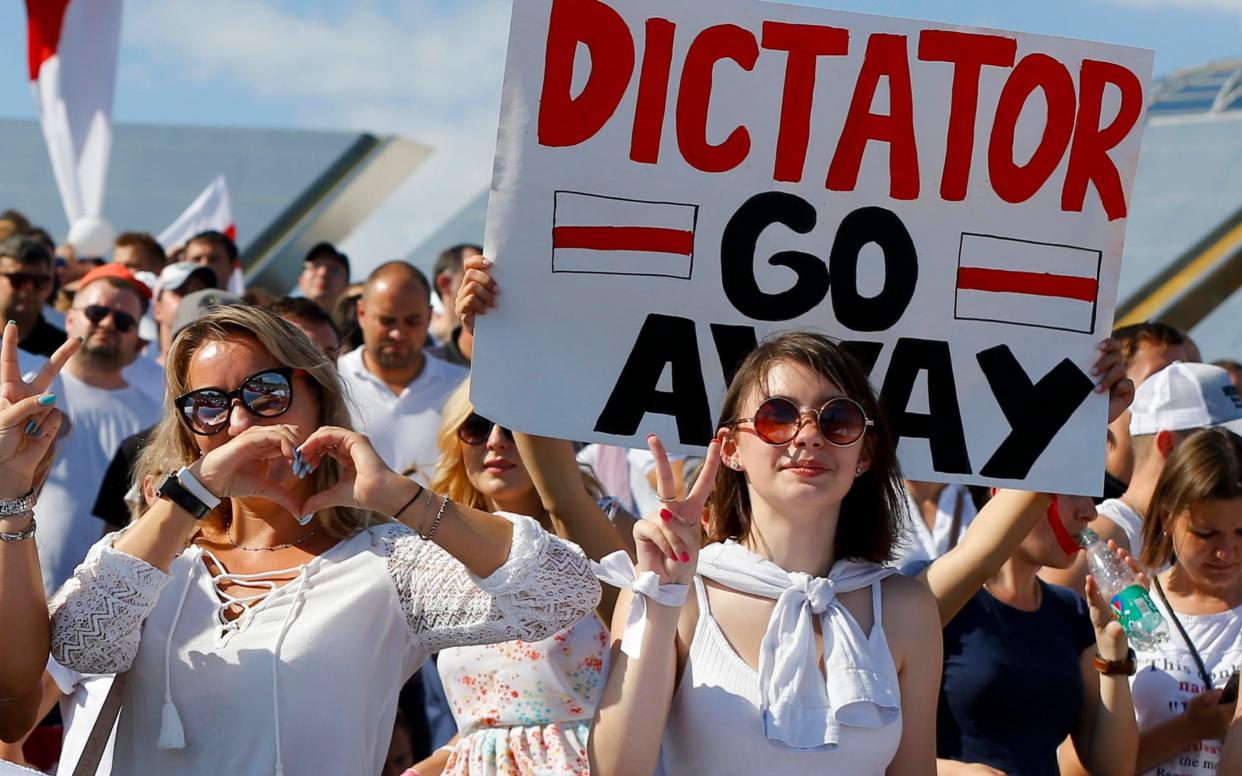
[157,472,210,520]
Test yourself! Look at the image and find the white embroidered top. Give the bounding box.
[48,515,600,776]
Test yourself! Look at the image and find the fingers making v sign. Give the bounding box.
[633,433,721,585]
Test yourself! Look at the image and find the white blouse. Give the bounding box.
[48,515,600,776]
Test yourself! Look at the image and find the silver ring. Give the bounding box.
[657,495,677,503]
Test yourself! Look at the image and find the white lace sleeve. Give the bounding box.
[48,534,170,674]
[384,513,602,653]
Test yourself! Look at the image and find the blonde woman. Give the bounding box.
[408,380,630,775]
[47,305,600,775]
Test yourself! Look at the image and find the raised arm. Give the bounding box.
[0,322,80,697]
[515,432,630,622]
[1070,571,1138,776]
[590,435,718,776]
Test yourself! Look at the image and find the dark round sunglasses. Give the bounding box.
[733,396,874,447]
[0,271,52,292]
[457,413,514,446]
[80,304,138,333]
[174,367,305,436]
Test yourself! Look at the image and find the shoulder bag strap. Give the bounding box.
[1152,577,1214,689]
[70,671,128,776]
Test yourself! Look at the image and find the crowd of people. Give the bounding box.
[0,206,1240,775]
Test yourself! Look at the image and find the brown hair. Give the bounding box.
[1111,322,1186,367]
[1140,427,1242,568]
[705,330,906,563]
[132,305,380,539]
[115,231,167,271]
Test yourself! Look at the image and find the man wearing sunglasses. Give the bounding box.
[32,264,161,594]
[0,235,66,359]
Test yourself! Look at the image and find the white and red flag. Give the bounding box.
[159,175,243,293]
[26,0,123,226]
[953,233,1102,334]
[551,190,697,279]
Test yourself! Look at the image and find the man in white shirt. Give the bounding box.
[337,261,466,479]
[1043,361,1242,593]
[35,264,161,594]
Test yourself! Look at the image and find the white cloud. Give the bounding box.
[123,0,512,275]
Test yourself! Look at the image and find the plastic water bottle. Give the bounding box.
[1080,528,1169,649]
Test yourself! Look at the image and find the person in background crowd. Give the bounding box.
[931,493,1139,776]
[385,709,418,776]
[33,264,161,594]
[409,379,630,775]
[0,236,65,359]
[112,232,167,276]
[150,262,218,365]
[338,262,466,478]
[0,210,31,240]
[427,243,480,365]
[332,281,365,354]
[892,480,978,566]
[267,296,341,360]
[1107,323,1197,496]
[1131,428,1242,776]
[184,229,240,294]
[298,242,351,313]
[1044,362,1242,598]
[46,304,600,775]
[1213,358,1242,390]
[0,323,78,748]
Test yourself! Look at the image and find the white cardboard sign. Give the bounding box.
[472,0,1154,495]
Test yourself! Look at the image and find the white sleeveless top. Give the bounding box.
[661,577,903,774]
[1097,498,1145,560]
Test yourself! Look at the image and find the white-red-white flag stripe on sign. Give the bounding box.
[552,191,697,279]
[953,233,1102,334]
[26,0,123,226]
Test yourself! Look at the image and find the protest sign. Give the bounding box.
[472,0,1154,495]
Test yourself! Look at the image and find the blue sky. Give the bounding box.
[2,0,1241,275]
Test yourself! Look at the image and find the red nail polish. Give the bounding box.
[660,508,674,522]
[680,551,690,563]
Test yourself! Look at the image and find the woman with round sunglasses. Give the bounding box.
[406,380,632,776]
[46,305,601,776]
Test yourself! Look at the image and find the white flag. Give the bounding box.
[158,175,237,251]
[26,0,123,226]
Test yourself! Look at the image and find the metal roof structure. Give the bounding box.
[0,118,430,293]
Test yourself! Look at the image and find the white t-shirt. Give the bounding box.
[120,353,166,406]
[1131,593,1242,776]
[1097,498,1145,560]
[892,483,977,567]
[337,346,466,479]
[35,371,160,594]
[46,659,115,776]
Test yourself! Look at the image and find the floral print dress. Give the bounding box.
[433,611,609,775]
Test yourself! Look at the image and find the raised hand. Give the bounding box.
[294,426,404,518]
[1091,338,1134,425]
[188,424,307,519]
[1084,539,1144,656]
[455,254,497,335]
[633,433,720,585]
[0,321,80,499]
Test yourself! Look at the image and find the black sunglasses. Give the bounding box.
[174,367,304,436]
[1,271,52,291]
[733,396,874,447]
[457,413,514,446]
[80,304,138,333]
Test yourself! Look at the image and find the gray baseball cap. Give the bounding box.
[171,288,245,340]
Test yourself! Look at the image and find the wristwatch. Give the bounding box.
[157,467,220,520]
[0,489,36,518]
[1093,647,1137,676]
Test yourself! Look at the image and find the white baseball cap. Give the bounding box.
[1129,361,1242,436]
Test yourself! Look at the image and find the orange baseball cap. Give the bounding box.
[77,263,153,300]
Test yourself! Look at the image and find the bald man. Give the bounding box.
[336,261,467,478]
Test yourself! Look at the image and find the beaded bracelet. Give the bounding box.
[0,516,36,543]
[420,494,449,542]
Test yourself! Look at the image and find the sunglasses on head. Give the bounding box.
[80,304,138,333]
[457,413,513,445]
[0,271,52,291]
[174,367,305,436]
[734,396,874,447]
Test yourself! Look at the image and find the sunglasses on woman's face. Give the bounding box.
[457,413,514,446]
[174,367,304,436]
[80,304,138,333]
[0,271,52,292]
[734,395,874,447]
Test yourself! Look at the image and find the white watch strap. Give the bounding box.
[177,466,221,510]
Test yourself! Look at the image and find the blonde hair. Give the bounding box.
[430,379,604,509]
[133,305,381,539]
